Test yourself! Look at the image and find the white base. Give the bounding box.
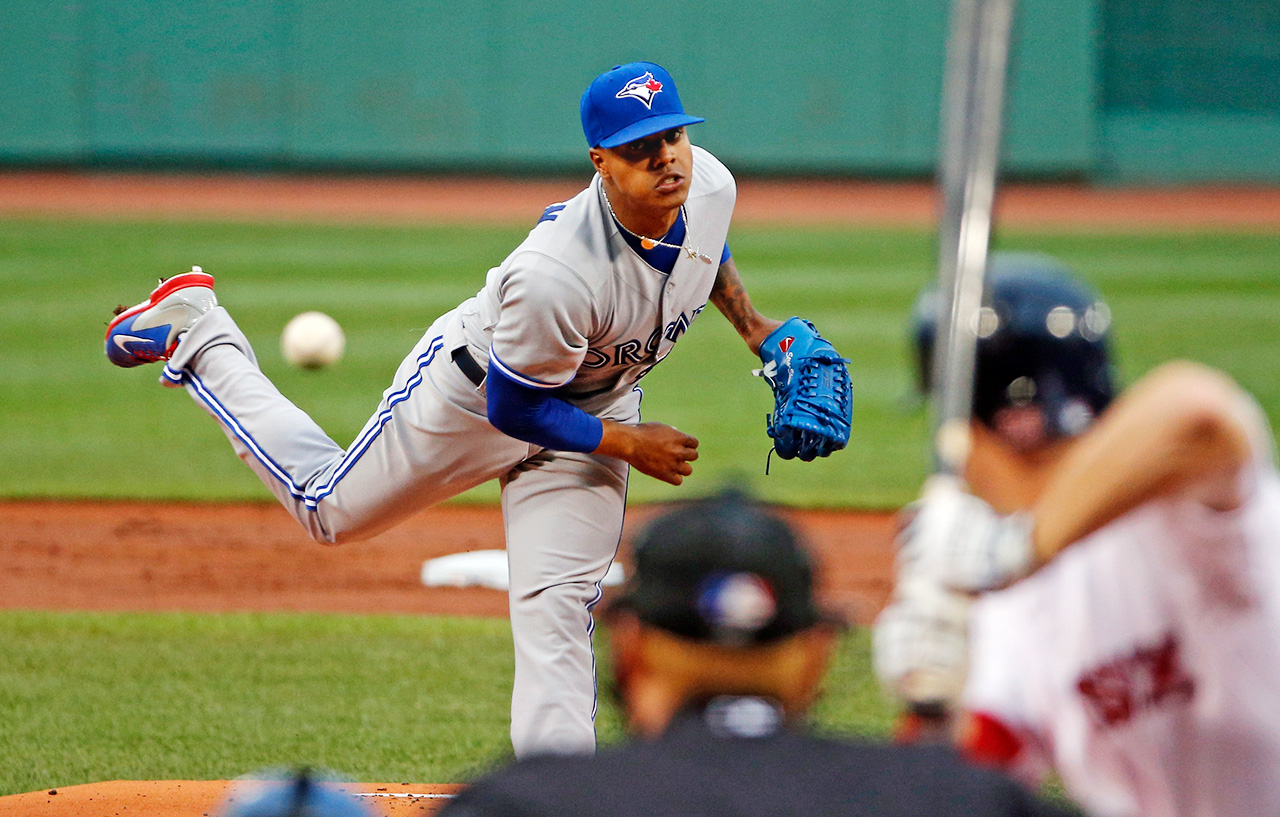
[421,549,625,591]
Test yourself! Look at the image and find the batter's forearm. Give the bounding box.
[710,258,782,354]
[1030,361,1254,561]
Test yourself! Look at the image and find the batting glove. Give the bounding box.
[872,574,972,709]
[896,474,1036,592]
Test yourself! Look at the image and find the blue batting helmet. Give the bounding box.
[912,252,1116,442]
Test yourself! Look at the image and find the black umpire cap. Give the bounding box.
[611,490,840,646]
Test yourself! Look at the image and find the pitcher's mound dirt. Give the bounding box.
[0,780,462,817]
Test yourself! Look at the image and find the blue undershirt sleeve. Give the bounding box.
[485,364,604,453]
[721,242,732,265]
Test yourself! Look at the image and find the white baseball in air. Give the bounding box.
[281,311,345,369]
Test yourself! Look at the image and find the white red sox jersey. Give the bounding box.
[446,144,733,417]
[163,144,736,758]
[963,448,1280,816]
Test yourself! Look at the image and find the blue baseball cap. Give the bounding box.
[580,62,705,149]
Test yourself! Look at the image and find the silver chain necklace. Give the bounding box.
[601,187,714,265]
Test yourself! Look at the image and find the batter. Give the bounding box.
[104,61,838,757]
[876,255,1280,816]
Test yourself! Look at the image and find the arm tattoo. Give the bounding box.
[711,261,758,338]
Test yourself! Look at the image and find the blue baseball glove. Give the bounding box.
[755,317,853,461]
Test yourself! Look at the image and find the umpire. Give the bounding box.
[438,490,1072,817]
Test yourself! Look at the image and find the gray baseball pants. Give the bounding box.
[163,306,633,756]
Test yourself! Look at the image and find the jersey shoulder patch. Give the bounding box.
[515,186,614,293]
[536,202,567,225]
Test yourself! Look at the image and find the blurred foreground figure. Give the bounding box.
[218,769,373,817]
[877,253,1280,816]
[441,489,1071,817]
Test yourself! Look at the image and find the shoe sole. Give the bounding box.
[106,271,216,339]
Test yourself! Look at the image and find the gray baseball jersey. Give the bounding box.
[162,144,736,756]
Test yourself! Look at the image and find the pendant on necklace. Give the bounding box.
[640,238,658,250]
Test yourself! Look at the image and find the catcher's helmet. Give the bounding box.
[912,252,1115,442]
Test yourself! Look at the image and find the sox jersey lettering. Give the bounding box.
[162,145,736,757]
[963,447,1280,817]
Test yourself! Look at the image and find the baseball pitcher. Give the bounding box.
[104,61,852,758]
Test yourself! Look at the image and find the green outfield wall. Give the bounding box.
[1,0,1275,182]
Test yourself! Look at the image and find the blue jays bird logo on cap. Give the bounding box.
[581,62,704,148]
[616,72,664,108]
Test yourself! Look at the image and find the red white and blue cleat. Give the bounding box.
[105,267,217,367]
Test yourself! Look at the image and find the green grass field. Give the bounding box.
[6,218,1279,507]
[2,217,1278,795]
[0,610,892,796]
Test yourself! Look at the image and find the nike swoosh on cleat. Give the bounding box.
[114,334,159,351]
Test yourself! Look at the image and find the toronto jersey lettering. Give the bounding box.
[447,145,735,416]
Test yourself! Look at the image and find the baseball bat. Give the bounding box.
[932,0,1016,476]
[907,0,1018,726]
